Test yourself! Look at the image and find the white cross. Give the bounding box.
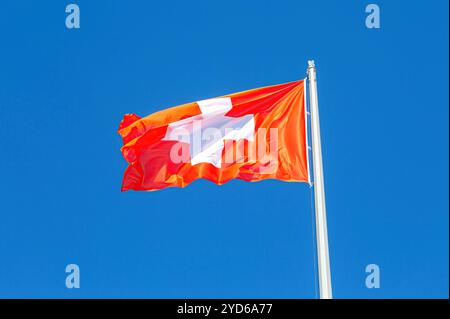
[162,98,255,168]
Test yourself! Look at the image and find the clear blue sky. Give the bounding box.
[0,0,448,298]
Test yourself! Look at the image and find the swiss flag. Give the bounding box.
[118,80,310,191]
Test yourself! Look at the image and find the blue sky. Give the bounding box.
[0,0,448,298]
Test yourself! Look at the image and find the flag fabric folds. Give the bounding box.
[118,80,310,191]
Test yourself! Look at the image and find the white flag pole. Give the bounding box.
[307,60,333,299]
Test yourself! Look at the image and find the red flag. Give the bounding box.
[118,80,310,191]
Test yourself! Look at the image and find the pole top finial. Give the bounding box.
[308,60,316,68]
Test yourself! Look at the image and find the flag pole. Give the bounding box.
[307,60,333,299]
